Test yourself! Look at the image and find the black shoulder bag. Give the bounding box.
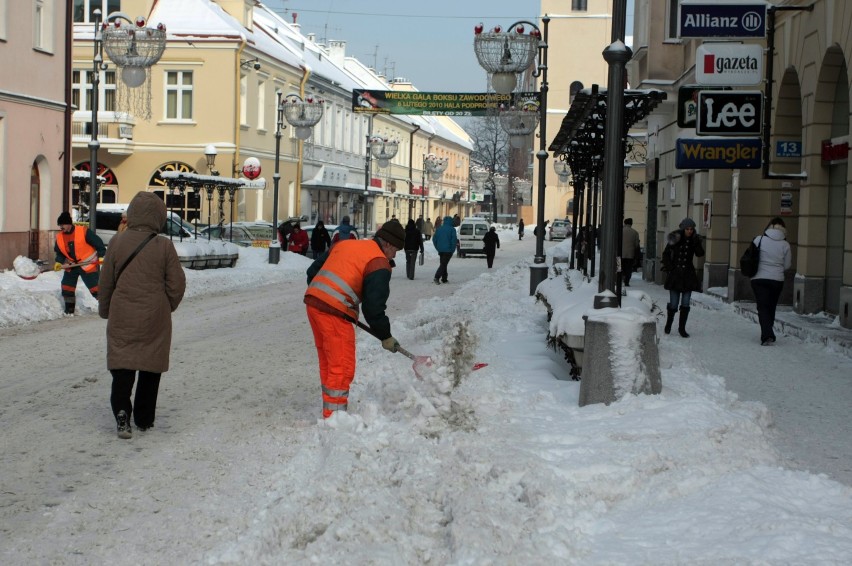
[739,235,763,277]
[114,233,157,284]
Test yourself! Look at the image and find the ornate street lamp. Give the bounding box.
[499,100,540,148]
[473,22,541,95]
[87,9,166,232]
[204,144,218,175]
[492,173,508,221]
[370,135,400,168]
[474,17,549,294]
[282,93,324,140]
[279,92,323,261]
[554,157,570,186]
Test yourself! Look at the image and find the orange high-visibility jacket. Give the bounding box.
[56,226,99,273]
[305,240,389,321]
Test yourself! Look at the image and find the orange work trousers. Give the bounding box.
[306,305,356,418]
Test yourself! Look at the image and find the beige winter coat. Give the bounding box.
[98,192,186,373]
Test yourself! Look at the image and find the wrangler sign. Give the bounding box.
[696,90,763,136]
[676,138,762,169]
[696,43,763,86]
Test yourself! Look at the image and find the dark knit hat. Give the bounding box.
[341,215,350,224]
[679,217,696,230]
[375,219,405,249]
[57,211,73,225]
[624,218,633,225]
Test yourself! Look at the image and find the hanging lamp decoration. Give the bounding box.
[554,157,570,185]
[513,177,533,202]
[470,166,490,190]
[424,153,449,181]
[282,93,325,140]
[473,22,541,94]
[101,16,167,119]
[369,135,400,168]
[499,99,540,148]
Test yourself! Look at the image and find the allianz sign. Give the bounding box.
[696,44,763,86]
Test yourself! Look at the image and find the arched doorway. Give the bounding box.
[29,162,40,259]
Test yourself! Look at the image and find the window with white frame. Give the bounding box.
[33,0,54,52]
[165,71,193,120]
[72,69,116,112]
[73,0,120,24]
[257,79,266,130]
[239,74,248,126]
[0,0,8,41]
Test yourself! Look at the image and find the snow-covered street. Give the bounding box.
[1,231,851,564]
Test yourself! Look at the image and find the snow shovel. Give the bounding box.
[352,319,488,379]
[14,259,98,280]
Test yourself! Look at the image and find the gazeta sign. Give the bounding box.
[696,43,763,86]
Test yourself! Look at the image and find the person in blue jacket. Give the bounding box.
[432,216,458,284]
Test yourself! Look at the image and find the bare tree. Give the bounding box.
[463,114,509,223]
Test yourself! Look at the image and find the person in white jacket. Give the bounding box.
[750,217,792,345]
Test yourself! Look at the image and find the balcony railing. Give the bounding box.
[71,112,136,155]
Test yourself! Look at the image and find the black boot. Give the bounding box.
[664,306,677,334]
[678,306,691,338]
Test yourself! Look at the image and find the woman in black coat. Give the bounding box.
[310,220,332,259]
[661,218,705,337]
[483,226,500,268]
[403,219,424,280]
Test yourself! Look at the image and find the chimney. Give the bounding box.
[328,40,346,66]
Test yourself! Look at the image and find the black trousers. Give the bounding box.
[486,251,495,268]
[434,252,452,282]
[405,250,418,279]
[110,369,162,428]
[622,258,635,285]
[751,278,784,342]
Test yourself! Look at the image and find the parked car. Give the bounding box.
[89,203,197,245]
[456,216,491,257]
[200,222,274,247]
[548,219,572,241]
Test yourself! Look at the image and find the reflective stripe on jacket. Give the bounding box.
[56,226,99,273]
[305,239,389,321]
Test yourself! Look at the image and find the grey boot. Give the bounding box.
[678,306,691,338]
[664,306,677,334]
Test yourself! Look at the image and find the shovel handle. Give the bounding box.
[352,319,415,360]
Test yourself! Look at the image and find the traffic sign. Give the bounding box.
[696,90,763,136]
[696,43,763,86]
[680,3,767,38]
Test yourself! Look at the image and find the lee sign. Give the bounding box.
[696,43,763,86]
[696,90,763,136]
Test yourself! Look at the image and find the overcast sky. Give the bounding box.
[270,1,635,93]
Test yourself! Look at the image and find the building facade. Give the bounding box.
[629,0,852,328]
[0,0,69,268]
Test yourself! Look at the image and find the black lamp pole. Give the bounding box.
[529,16,550,295]
[269,91,284,264]
[87,9,104,232]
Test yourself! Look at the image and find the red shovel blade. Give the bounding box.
[411,355,434,380]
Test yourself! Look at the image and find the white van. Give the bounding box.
[456,216,491,258]
[88,204,196,246]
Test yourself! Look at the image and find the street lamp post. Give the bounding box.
[474,17,549,295]
[268,91,286,264]
[87,9,166,233]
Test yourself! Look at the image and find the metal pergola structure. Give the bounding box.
[549,87,666,281]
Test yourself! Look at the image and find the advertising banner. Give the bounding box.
[676,138,762,169]
[696,90,763,136]
[352,90,540,116]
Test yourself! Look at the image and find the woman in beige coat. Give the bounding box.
[99,192,186,439]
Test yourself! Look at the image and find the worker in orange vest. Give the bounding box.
[304,219,406,418]
[54,211,106,315]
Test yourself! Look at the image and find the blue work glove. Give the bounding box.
[381,337,400,353]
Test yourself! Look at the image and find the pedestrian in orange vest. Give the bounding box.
[54,211,106,315]
[304,219,406,418]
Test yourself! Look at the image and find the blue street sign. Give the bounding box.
[676,138,762,169]
[775,140,802,158]
[680,3,767,38]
